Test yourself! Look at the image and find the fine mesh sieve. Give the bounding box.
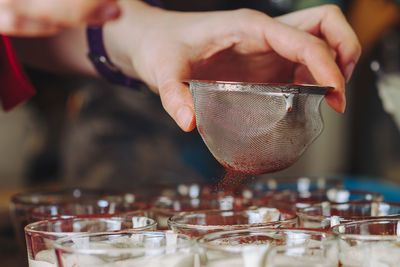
[188,80,332,175]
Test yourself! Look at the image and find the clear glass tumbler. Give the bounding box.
[197,228,338,267]
[239,176,346,209]
[248,176,344,192]
[332,218,400,267]
[54,231,195,267]
[297,201,400,229]
[266,244,339,267]
[269,189,383,212]
[30,201,147,221]
[150,195,257,229]
[11,188,147,251]
[168,207,297,237]
[158,183,216,199]
[25,214,156,267]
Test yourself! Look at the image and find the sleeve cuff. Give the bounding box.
[0,35,36,111]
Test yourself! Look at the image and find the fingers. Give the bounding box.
[0,9,62,36]
[293,65,316,85]
[277,5,361,82]
[158,80,196,132]
[18,0,120,25]
[319,5,361,81]
[0,0,120,36]
[263,19,346,112]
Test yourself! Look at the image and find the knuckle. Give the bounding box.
[231,8,271,36]
[351,41,362,59]
[323,4,343,16]
[235,8,264,19]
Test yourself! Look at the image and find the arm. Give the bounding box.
[11,1,361,132]
[11,27,97,77]
[0,0,120,37]
[0,0,121,110]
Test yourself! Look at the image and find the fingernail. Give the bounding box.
[92,4,121,22]
[176,106,194,131]
[325,87,346,113]
[345,61,355,82]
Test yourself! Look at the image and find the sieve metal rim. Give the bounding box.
[184,80,333,95]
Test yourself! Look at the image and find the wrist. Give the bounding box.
[102,22,138,80]
[102,0,165,82]
[87,25,142,88]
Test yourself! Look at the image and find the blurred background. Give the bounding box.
[1,0,400,265]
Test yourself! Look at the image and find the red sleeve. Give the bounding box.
[0,35,35,111]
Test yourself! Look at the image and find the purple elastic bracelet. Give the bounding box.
[87,26,142,88]
[86,0,163,89]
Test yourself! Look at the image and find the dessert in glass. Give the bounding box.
[159,183,216,199]
[30,201,147,221]
[54,231,195,267]
[298,201,400,229]
[248,176,343,192]
[332,218,400,267]
[168,207,297,236]
[242,176,345,209]
[150,195,256,229]
[25,214,156,267]
[268,189,383,212]
[197,228,337,267]
[11,188,147,251]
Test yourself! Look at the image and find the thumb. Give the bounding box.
[158,80,196,132]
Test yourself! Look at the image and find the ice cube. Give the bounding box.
[35,249,56,264]
[28,259,55,267]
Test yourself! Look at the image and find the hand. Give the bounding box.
[0,0,120,36]
[105,2,361,132]
[276,5,361,114]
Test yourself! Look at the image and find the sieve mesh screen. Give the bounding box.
[189,80,330,175]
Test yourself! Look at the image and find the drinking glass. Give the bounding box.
[159,183,216,199]
[11,188,147,251]
[150,195,256,229]
[298,201,400,229]
[168,207,297,236]
[197,228,337,267]
[266,244,339,267]
[25,214,156,267]
[156,182,274,208]
[269,189,383,212]
[248,176,343,192]
[332,218,400,267]
[54,231,195,267]
[30,201,147,221]
[242,176,345,209]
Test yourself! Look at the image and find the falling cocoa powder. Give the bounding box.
[215,169,249,193]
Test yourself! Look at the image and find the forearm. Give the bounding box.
[11,27,98,77]
[10,0,162,80]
